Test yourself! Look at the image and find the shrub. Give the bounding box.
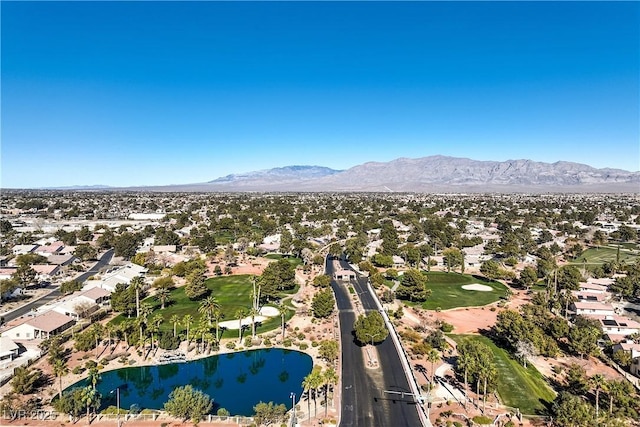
[158,332,180,350]
[244,336,253,347]
[283,339,292,347]
[472,415,493,425]
[226,341,236,350]
[298,342,308,350]
[439,321,454,333]
[72,366,84,375]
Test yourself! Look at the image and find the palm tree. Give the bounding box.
[138,303,153,349]
[170,314,180,338]
[302,373,313,419]
[479,363,496,412]
[52,358,69,398]
[323,366,338,418]
[104,323,116,350]
[590,374,606,418]
[156,287,171,309]
[149,314,163,350]
[249,306,260,339]
[212,308,224,344]
[236,308,247,344]
[91,323,104,359]
[130,276,145,318]
[198,295,220,327]
[276,301,286,342]
[182,314,193,344]
[309,367,324,417]
[426,349,440,385]
[86,366,101,390]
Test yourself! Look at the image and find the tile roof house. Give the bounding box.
[571,301,616,317]
[31,264,61,280]
[12,244,39,255]
[593,315,640,342]
[34,242,64,257]
[1,311,75,340]
[612,341,640,376]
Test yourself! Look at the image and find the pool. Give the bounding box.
[65,348,313,416]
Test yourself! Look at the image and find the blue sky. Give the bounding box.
[2,1,639,188]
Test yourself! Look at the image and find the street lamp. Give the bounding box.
[290,392,296,424]
[365,332,380,346]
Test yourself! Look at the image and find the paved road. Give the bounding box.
[1,249,114,323]
[327,257,423,427]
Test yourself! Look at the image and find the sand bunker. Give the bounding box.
[219,306,280,330]
[259,306,279,317]
[461,284,493,292]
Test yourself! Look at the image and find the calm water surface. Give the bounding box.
[66,348,313,416]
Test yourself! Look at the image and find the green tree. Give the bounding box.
[353,311,389,345]
[442,247,463,273]
[322,366,339,418]
[74,244,97,262]
[395,269,430,302]
[253,401,287,426]
[259,259,296,301]
[156,287,171,309]
[60,280,82,295]
[113,232,141,259]
[518,266,538,290]
[164,385,213,423]
[311,288,335,318]
[569,316,602,358]
[130,276,145,318]
[318,340,339,363]
[185,269,208,300]
[13,264,37,286]
[11,366,43,394]
[312,275,331,287]
[551,392,595,427]
[589,374,606,419]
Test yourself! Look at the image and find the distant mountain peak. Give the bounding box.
[209,165,342,184]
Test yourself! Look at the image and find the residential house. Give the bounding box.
[12,244,38,255]
[571,301,616,317]
[1,311,75,340]
[31,264,61,281]
[578,282,609,294]
[34,241,64,258]
[0,336,20,367]
[594,315,640,342]
[612,341,640,376]
[47,254,76,266]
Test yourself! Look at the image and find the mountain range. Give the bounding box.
[46,156,640,193]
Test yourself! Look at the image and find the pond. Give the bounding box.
[66,348,313,416]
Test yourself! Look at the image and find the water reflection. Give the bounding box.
[65,348,312,416]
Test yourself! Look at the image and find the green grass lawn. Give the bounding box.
[415,272,508,310]
[264,253,303,267]
[450,334,555,415]
[570,245,639,266]
[109,274,295,340]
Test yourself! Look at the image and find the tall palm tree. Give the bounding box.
[52,358,69,398]
[249,306,260,339]
[86,366,101,390]
[91,323,104,359]
[212,308,224,344]
[309,367,324,417]
[590,374,606,418]
[130,276,145,318]
[198,295,220,327]
[323,366,338,418]
[236,308,247,344]
[138,303,153,349]
[149,314,163,350]
[156,287,171,309]
[302,373,313,419]
[170,314,180,338]
[276,301,286,342]
[182,314,193,344]
[426,349,440,385]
